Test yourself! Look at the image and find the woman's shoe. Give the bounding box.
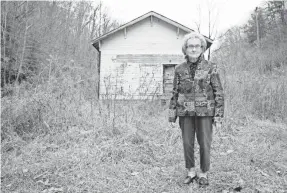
[183,175,197,184]
[198,177,209,187]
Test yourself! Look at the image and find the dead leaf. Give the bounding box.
[37,179,51,186]
[34,171,48,180]
[226,150,234,154]
[47,187,64,193]
[131,172,139,176]
[37,180,45,185]
[276,170,281,175]
[258,170,269,177]
[238,178,245,186]
[44,179,50,186]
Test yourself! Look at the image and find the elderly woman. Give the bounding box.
[168,32,224,186]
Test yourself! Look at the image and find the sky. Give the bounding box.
[102,0,265,38]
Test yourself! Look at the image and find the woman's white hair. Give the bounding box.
[182,32,207,55]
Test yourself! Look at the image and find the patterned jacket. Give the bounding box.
[168,56,224,124]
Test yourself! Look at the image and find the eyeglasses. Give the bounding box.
[186,44,202,49]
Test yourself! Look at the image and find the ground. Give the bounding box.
[1,101,287,193]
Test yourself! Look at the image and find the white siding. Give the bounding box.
[99,16,187,99]
[100,17,186,54]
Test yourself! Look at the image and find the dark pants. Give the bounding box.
[179,116,213,172]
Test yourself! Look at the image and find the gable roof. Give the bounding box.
[91,11,213,51]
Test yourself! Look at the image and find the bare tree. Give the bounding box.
[206,0,219,59]
[16,1,30,86]
[1,0,120,99]
[194,4,202,33]
[192,0,220,60]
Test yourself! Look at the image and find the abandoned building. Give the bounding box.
[92,11,213,100]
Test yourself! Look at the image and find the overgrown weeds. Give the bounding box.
[1,93,286,192]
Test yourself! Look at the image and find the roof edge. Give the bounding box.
[91,11,213,49]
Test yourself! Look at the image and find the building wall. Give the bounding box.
[99,16,187,99]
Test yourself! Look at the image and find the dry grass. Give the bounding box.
[1,98,287,193]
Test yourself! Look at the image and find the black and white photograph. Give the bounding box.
[1,0,287,192]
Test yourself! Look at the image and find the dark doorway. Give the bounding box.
[163,64,176,98]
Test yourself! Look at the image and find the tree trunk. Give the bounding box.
[1,3,8,87]
[208,9,211,60]
[16,1,29,87]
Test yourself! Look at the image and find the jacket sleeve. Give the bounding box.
[168,69,179,123]
[210,64,224,124]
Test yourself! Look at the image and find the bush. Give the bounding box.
[214,27,287,123]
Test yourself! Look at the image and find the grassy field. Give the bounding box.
[1,100,286,193]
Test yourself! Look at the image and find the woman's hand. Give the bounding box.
[169,122,177,128]
[215,122,222,130]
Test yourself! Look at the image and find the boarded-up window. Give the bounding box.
[163,64,176,97]
[139,64,162,96]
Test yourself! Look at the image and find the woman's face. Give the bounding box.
[185,38,202,59]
